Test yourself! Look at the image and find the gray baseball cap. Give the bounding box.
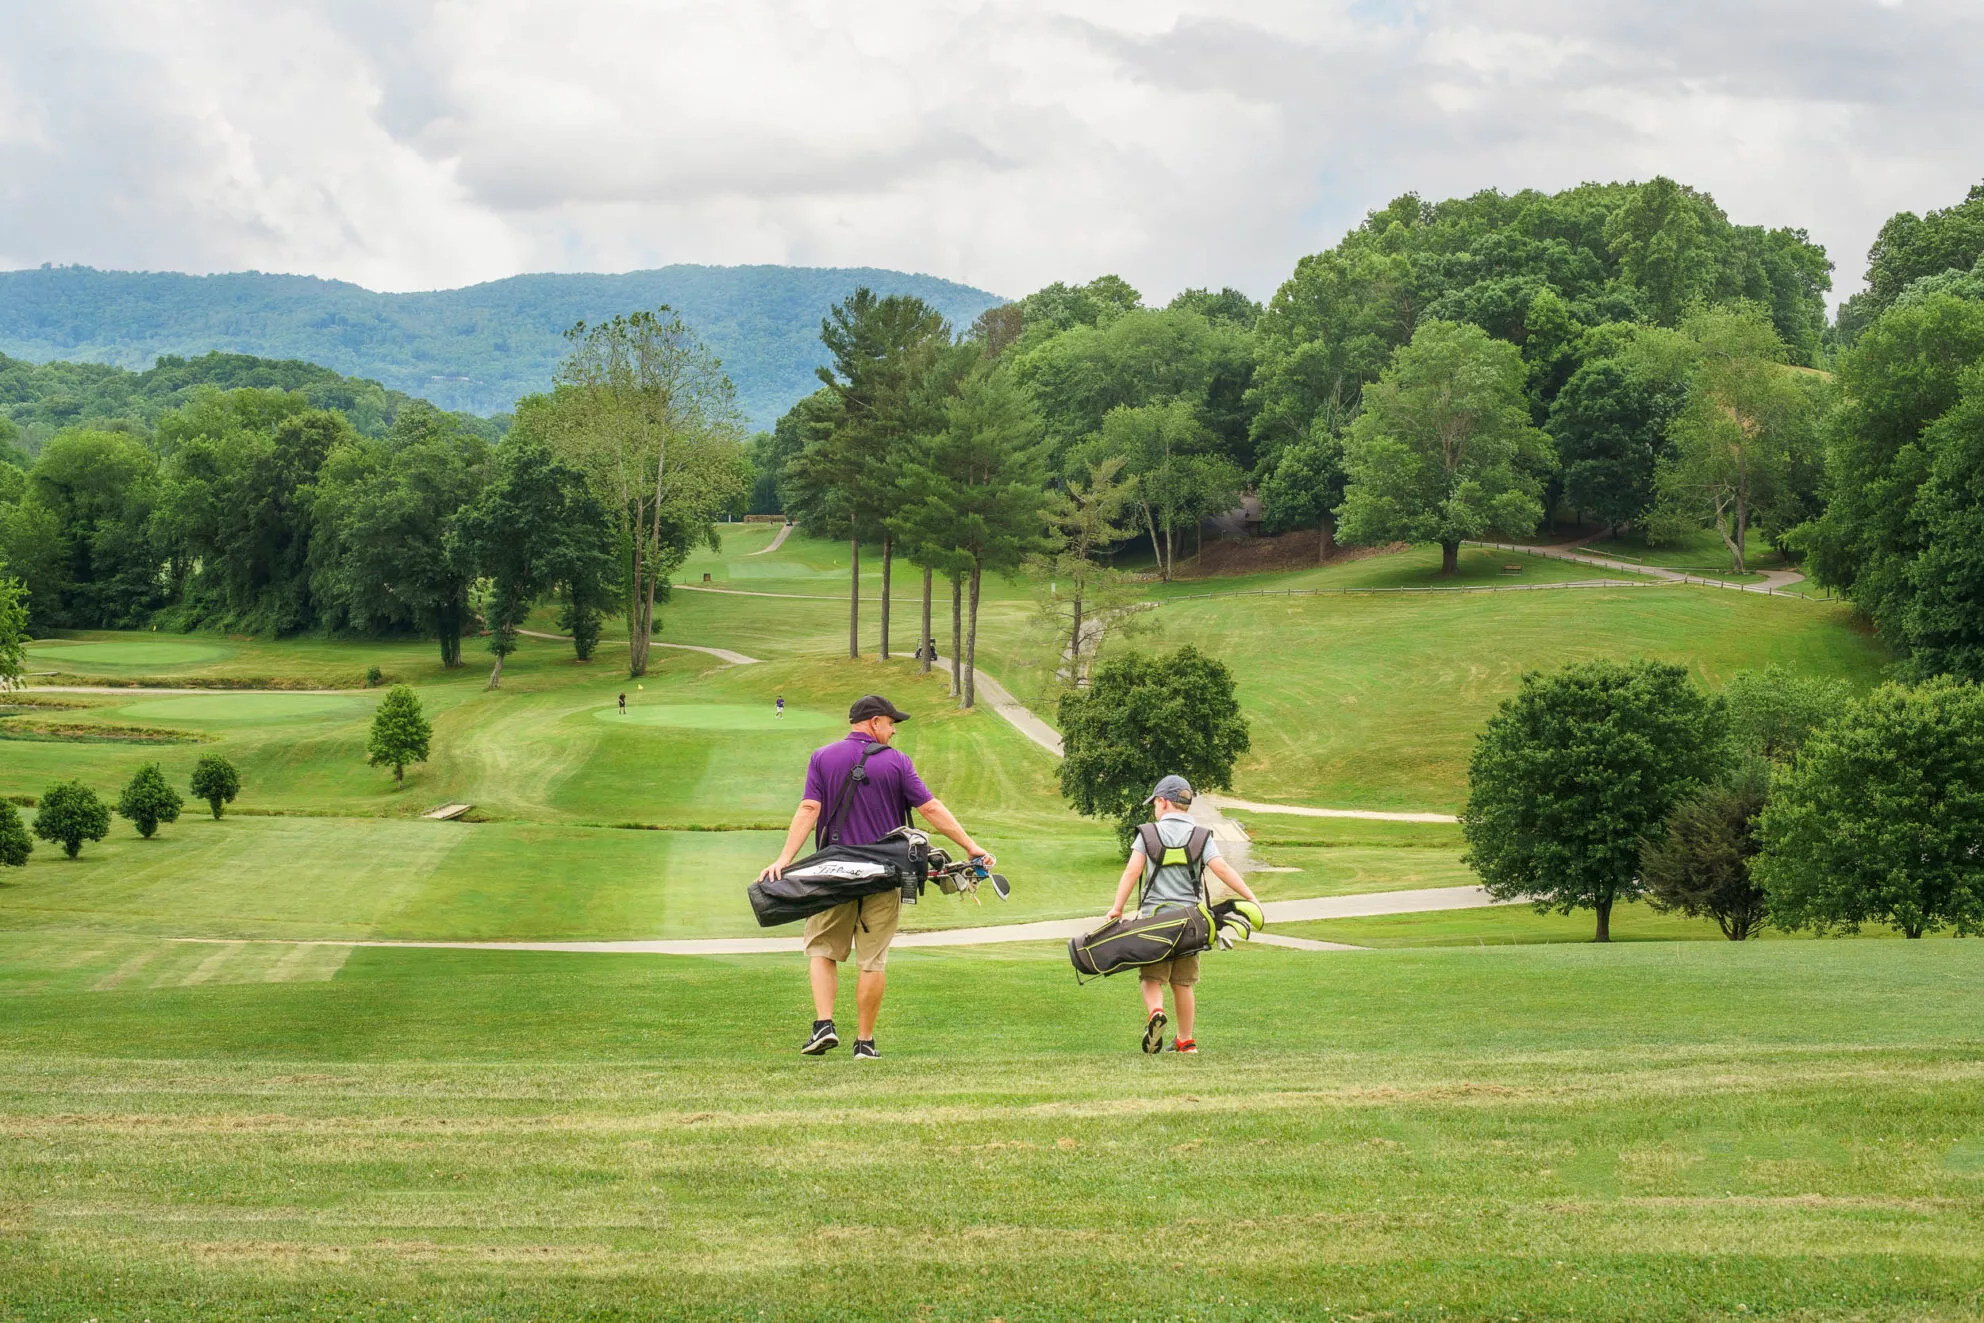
[1143,774,1194,806]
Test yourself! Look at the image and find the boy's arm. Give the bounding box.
[1208,856,1258,903]
[1106,854,1144,920]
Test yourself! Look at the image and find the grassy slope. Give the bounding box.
[2,934,1980,1319]
[3,526,1890,942]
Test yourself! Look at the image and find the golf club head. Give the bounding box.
[989,872,1010,901]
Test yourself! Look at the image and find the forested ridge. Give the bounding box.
[0,264,1005,429]
[6,175,1984,692]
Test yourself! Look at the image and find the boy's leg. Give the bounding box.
[1140,976,1165,1018]
[1172,982,1196,1040]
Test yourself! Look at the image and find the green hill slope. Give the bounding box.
[0,264,1006,427]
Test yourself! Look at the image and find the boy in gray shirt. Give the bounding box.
[1104,775,1260,1054]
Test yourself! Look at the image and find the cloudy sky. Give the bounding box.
[1,0,1978,304]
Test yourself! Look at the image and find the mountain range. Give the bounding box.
[0,265,1007,428]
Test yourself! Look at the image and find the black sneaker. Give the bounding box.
[801,1020,839,1055]
[1141,1009,1168,1055]
[852,1039,880,1060]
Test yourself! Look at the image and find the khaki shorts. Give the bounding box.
[1138,951,1200,986]
[802,889,902,972]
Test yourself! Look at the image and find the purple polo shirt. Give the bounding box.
[802,732,933,848]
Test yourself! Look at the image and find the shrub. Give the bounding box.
[365,665,383,687]
[33,781,111,859]
[189,754,242,819]
[116,763,184,839]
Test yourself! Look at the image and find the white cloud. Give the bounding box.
[0,0,1979,302]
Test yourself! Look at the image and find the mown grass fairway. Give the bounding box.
[5,526,1973,1319]
[1,934,1980,1320]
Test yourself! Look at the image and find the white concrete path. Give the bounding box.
[1206,794,1459,826]
[1468,541,1808,594]
[746,523,795,555]
[167,885,1508,958]
[513,628,760,667]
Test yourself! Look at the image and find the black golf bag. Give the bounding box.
[1067,822,1217,981]
[747,829,929,928]
[1067,903,1213,981]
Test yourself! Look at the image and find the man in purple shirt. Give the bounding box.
[758,693,993,1059]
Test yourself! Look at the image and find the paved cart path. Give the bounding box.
[1468,540,1807,593]
[746,523,795,554]
[169,884,1510,957]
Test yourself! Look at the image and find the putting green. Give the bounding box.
[25,639,232,667]
[595,702,838,732]
[116,693,370,724]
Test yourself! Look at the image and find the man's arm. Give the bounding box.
[1208,856,1258,903]
[758,799,822,882]
[913,797,992,867]
[1106,854,1144,920]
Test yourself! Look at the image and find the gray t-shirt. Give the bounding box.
[1129,812,1222,914]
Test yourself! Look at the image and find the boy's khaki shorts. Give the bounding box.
[802,890,901,972]
[1138,952,1200,986]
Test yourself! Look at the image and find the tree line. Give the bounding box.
[6,174,1984,690]
[0,315,748,683]
[1464,658,1982,942]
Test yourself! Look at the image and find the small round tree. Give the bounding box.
[1463,659,1725,941]
[189,754,242,819]
[33,781,111,859]
[117,762,184,839]
[1057,644,1251,846]
[1640,759,1770,940]
[368,684,432,790]
[1757,679,1984,938]
[0,800,32,868]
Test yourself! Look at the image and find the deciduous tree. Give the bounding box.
[1757,679,1984,939]
[1463,660,1724,941]
[367,685,431,790]
[1650,306,1818,574]
[541,311,749,678]
[1058,645,1251,847]
[189,754,241,820]
[116,763,183,839]
[456,438,614,688]
[1337,320,1554,574]
[0,572,27,688]
[33,780,111,859]
[0,799,30,868]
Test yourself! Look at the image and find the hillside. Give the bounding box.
[0,264,1007,428]
[0,349,500,445]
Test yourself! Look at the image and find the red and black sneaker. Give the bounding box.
[1141,1009,1168,1054]
[1170,1037,1198,1055]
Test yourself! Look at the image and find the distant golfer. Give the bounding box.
[618,692,627,715]
[776,694,785,720]
[1105,775,1259,1055]
[758,694,993,1060]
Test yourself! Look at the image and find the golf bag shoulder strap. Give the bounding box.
[819,741,889,849]
[1134,822,1214,907]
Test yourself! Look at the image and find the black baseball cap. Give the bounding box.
[849,694,911,723]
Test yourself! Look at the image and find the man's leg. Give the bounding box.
[855,969,887,1040]
[1172,982,1195,1040]
[810,956,839,1020]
